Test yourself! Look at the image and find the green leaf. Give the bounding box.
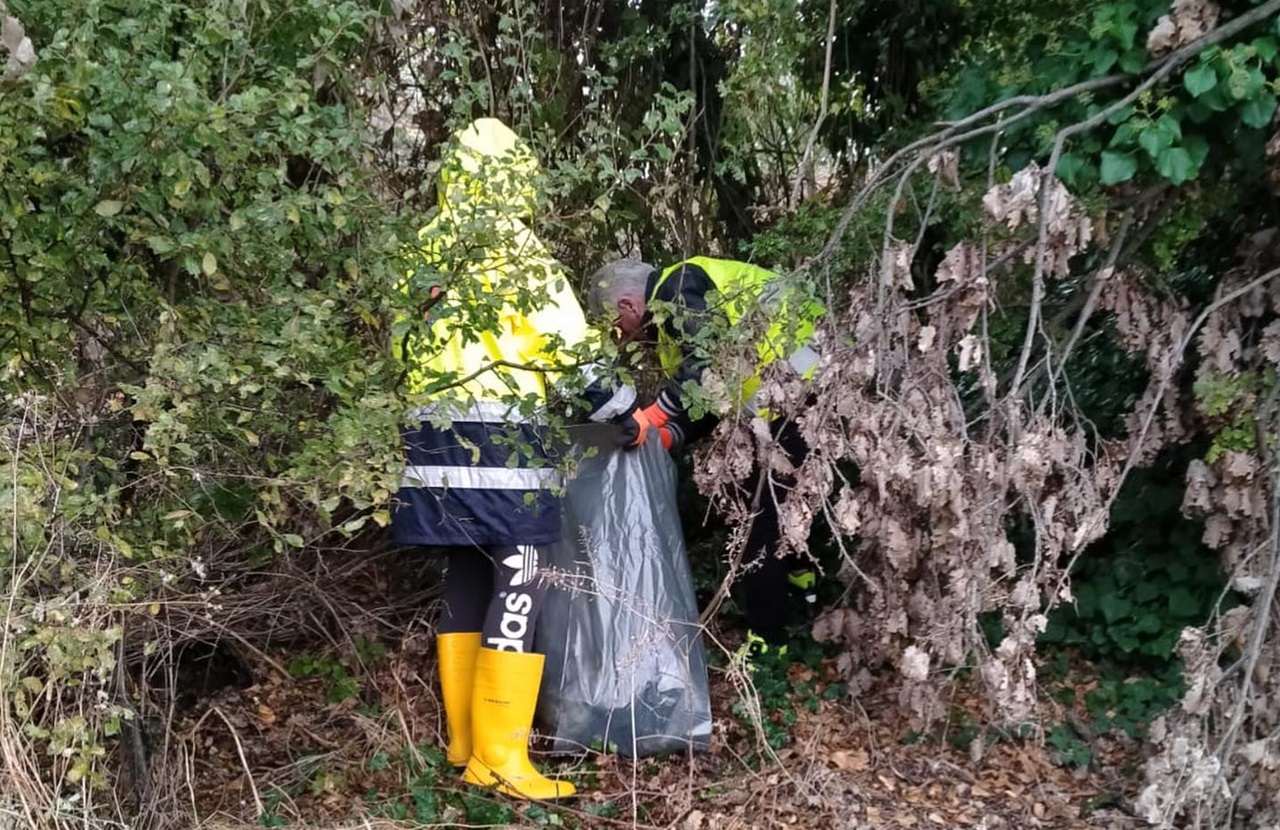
[1116,21,1138,51]
[1107,104,1136,126]
[1091,47,1119,75]
[146,236,176,255]
[282,533,304,548]
[1168,586,1200,618]
[1134,127,1158,160]
[1156,146,1197,185]
[1118,48,1146,74]
[1240,93,1278,129]
[1134,613,1163,634]
[1185,100,1215,124]
[1099,151,1138,185]
[1183,133,1210,169]
[1055,152,1086,186]
[1138,115,1181,159]
[1254,36,1278,63]
[1110,119,1139,148]
[1099,591,1132,624]
[1183,64,1218,97]
[1156,114,1182,144]
[94,200,125,217]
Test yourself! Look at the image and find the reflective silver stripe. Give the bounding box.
[579,360,606,387]
[400,464,561,490]
[588,384,637,423]
[787,344,820,377]
[408,401,535,424]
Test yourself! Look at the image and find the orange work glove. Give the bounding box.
[618,408,652,447]
[638,405,675,450]
[620,406,675,451]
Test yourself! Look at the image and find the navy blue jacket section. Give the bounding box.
[391,418,562,547]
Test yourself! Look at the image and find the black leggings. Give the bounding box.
[740,414,811,644]
[437,545,548,653]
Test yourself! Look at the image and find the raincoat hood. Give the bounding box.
[438,118,540,218]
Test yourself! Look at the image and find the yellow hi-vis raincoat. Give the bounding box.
[391,118,634,547]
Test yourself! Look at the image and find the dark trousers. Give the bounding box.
[739,414,811,645]
[435,545,548,653]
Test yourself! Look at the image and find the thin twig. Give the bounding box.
[816,0,1280,268]
[790,0,837,208]
[1045,214,1135,394]
[198,706,265,818]
[1208,399,1280,796]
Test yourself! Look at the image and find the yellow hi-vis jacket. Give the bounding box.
[395,118,593,407]
[650,257,822,426]
[391,118,633,548]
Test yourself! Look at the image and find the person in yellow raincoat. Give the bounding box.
[392,119,635,800]
[588,256,822,647]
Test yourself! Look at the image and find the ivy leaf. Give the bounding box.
[94,200,125,217]
[1156,146,1197,185]
[1090,46,1119,76]
[1118,47,1146,74]
[1157,114,1182,143]
[1109,120,1139,147]
[1106,104,1135,126]
[1056,152,1087,186]
[1183,64,1218,97]
[1240,93,1278,129]
[1167,586,1200,618]
[1100,151,1138,185]
[1254,36,1278,64]
[1183,133,1211,169]
[1099,592,1133,624]
[1138,115,1181,160]
[1185,99,1214,124]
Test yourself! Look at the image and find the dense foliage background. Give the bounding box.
[2,0,1279,827]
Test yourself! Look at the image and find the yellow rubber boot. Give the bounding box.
[462,648,576,799]
[437,632,482,766]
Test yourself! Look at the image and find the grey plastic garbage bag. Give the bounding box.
[535,426,712,757]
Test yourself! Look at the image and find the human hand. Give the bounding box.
[617,406,677,451]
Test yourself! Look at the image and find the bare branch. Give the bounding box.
[789,0,837,209]
[1045,213,1135,394]
[815,0,1280,269]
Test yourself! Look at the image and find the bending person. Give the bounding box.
[588,256,822,647]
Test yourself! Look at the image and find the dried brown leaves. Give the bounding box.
[1146,0,1222,55]
[697,164,1134,728]
[1130,231,1280,828]
[695,87,1280,825]
[983,162,1095,278]
[0,0,36,82]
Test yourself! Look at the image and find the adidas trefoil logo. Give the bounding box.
[502,545,539,587]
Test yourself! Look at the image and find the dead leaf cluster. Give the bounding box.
[1146,0,1222,55]
[697,121,1280,829]
[0,0,36,83]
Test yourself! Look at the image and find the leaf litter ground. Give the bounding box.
[178,631,1148,830]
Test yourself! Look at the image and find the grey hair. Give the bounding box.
[586,258,654,319]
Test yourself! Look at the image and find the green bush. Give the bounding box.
[1040,448,1239,738]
